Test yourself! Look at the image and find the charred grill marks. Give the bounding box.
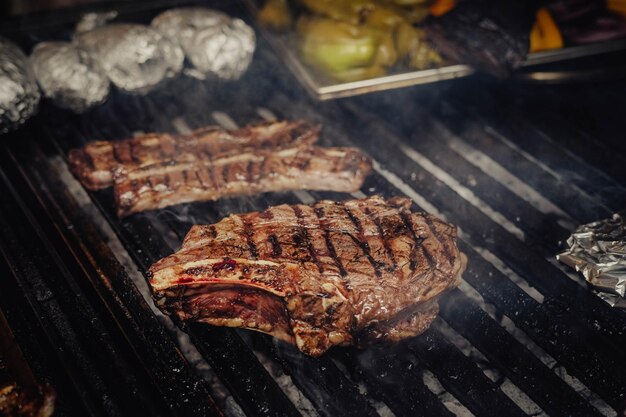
[366,207,397,267]
[112,144,124,165]
[343,204,382,277]
[314,206,347,277]
[113,146,371,216]
[194,171,207,190]
[69,120,323,191]
[268,234,282,257]
[241,218,259,259]
[245,160,254,182]
[207,165,219,191]
[149,196,465,356]
[72,120,375,216]
[400,211,432,271]
[423,215,455,271]
[258,157,269,184]
[292,206,323,274]
[259,209,273,220]
[221,164,230,184]
[129,141,141,163]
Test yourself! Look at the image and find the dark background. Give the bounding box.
[2,0,112,15]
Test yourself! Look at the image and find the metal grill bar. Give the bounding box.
[0,138,225,417]
[86,192,303,417]
[324,98,625,345]
[0,157,136,417]
[153,149,384,417]
[451,82,626,189]
[453,104,626,199]
[0,252,87,417]
[383,123,571,246]
[20,141,225,416]
[187,325,303,417]
[264,86,626,348]
[427,102,614,221]
[254,337,380,417]
[439,289,603,417]
[364,159,626,409]
[408,327,527,417]
[2,5,626,417]
[343,347,457,417]
[251,79,622,406]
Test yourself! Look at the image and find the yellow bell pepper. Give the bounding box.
[530,8,563,52]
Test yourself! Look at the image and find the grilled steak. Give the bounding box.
[149,196,466,356]
[426,0,537,76]
[115,146,371,216]
[68,120,320,190]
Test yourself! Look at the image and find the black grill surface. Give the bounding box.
[1,2,626,417]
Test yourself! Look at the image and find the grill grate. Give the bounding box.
[1,2,626,417]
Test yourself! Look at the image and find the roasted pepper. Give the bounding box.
[381,0,429,5]
[258,0,292,31]
[298,16,398,79]
[332,65,388,82]
[394,23,443,69]
[298,17,378,73]
[361,7,405,29]
[296,0,407,28]
[395,21,420,58]
[372,28,398,67]
[429,0,456,17]
[402,4,431,24]
[296,0,370,24]
[607,0,626,18]
[530,7,563,52]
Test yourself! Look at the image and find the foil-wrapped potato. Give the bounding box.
[74,10,118,34]
[152,8,256,80]
[30,41,110,113]
[0,37,40,134]
[75,23,184,94]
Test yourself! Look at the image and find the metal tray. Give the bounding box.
[258,23,626,100]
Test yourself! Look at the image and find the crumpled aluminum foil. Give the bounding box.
[30,41,110,113]
[74,10,118,34]
[75,23,184,94]
[0,37,40,134]
[557,214,626,308]
[152,7,255,80]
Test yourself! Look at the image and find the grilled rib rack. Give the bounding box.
[1,2,626,417]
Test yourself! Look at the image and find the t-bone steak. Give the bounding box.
[148,196,466,356]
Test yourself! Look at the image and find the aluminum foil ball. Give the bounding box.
[74,10,118,34]
[75,23,184,94]
[0,37,40,134]
[30,41,110,113]
[152,8,256,80]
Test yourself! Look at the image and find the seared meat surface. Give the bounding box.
[149,196,466,356]
[426,0,537,76]
[115,146,371,216]
[68,120,320,190]
[68,119,372,216]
